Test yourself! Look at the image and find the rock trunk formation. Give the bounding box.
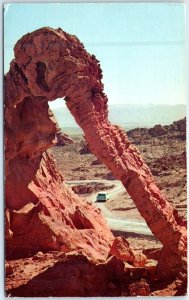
[5,27,186,278]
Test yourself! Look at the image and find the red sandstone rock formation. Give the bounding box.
[6,151,114,261]
[109,236,147,267]
[6,249,187,297]
[4,30,114,261]
[5,27,186,279]
[5,252,152,297]
[49,109,73,146]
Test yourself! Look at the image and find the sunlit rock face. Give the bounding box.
[49,108,74,146]
[4,28,114,262]
[5,27,186,278]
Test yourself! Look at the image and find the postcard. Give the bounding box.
[4,2,187,297]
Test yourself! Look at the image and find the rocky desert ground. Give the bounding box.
[49,117,187,264]
[50,117,187,221]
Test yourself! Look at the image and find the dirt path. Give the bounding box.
[66,180,153,236]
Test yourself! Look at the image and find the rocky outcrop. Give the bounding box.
[5,252,153,297]
[49,108,73,146]
[79,141,91,154]
[6,151,113,261]
[174,117,186,132]
[5,27,186,280]
[127,117,186,143]
[109,236,147,267]
[148,124,167,136]
[91,158,102,165]
[6,250,187,297]
[55,129,73,146]
[71,182,114,195]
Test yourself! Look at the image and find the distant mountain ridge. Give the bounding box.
[51,104,186,132]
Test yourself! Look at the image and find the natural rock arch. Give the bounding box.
[5,27,186,278]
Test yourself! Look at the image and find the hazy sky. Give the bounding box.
[4,3,187,107]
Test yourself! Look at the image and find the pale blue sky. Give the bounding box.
[4,3,187,106]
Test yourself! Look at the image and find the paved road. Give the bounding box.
[66,179,153,236]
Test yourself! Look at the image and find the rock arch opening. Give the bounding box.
[5,27,186,278]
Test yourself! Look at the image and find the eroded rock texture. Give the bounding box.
[49,109,74,146]
[5,27,186,280]
[5,252,153,297]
